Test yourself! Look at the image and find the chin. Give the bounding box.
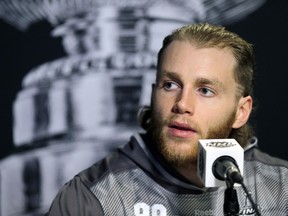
[165,141,198,159]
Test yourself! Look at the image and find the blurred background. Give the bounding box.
[0,0,287,215]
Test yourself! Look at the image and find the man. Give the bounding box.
[46,23,288,215]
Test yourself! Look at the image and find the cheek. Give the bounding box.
[154,94,176,116]
[198,104,236,126]
[201,97,237,115]
[206,106,237,125]
[153,102,166,120]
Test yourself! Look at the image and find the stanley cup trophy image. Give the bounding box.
[0,0,265,215]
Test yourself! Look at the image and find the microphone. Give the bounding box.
[197,139,244,187]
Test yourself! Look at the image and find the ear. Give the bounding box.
[232,96,253,129]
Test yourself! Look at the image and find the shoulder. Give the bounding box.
[245,147,288,169]
[244,147,288,187]
[47,143,139,215]
[46,175,104,215]
[77,147,137,186]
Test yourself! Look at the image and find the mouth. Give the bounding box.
[169,121,195,131]
[168,121,196,138]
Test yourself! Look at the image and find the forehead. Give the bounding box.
[159,41,236,77]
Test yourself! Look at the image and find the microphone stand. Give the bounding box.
[223,172,261,216]
[223,179,239,216]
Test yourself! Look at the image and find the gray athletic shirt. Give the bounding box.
[46,133,288,215]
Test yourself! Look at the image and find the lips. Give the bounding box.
[169,121,194,131]
[168,121,196,138]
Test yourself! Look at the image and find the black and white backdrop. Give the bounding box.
[0,0,287,215]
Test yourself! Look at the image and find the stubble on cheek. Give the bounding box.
[150,111,199,168]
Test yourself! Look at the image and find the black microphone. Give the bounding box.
[212,155,243,184]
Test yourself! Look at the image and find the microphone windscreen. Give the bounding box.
[197,139,244,187]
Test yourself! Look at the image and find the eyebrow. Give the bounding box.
[158,70,225,91]
[194,77,225,90]
[159,70,181,81]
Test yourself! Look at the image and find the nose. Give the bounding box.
[172,88,195,115]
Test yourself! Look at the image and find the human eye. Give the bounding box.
[162,81,180,91]
[198,87,215,97]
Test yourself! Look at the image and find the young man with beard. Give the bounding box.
[47,23,288,215]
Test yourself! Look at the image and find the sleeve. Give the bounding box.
[46,176,104,216]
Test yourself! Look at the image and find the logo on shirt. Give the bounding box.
[194,209,214,215]
[239,192,261,215]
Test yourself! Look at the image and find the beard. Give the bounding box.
[150,109,237,169]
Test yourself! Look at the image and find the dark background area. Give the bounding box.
[0,0,287,160]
